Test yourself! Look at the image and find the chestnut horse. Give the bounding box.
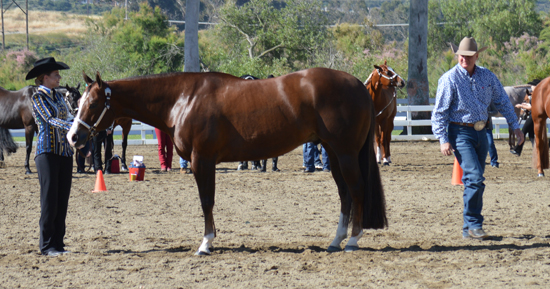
[529,77,550,177]
[67,69,387,255]
[364,61,405,165]
[64,86,132,171]
[0,85,80,173]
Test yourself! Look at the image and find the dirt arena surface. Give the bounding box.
[1,140,550,288]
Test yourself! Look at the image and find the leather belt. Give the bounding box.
[450,121,486,131]
[450,122,474,127]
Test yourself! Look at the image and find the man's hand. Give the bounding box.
[440,142,454,156]
[514,128,524,147]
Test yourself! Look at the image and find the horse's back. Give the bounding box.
[202,69,371,161]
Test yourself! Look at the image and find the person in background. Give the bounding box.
[92,125,114,174]
[303,142,330,173]
[432,37,524,240]
[180,157,192,174]
[76,139,92,173]
[511,79,540,157]
[26,57,74,256]
[155,128,173,171]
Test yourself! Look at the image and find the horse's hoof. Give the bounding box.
[383,162,390,166]
[194,250,211,256]
[538,173,545,177]
[25,170,32,175]
[327,245,342,252]
[344,245,360,252]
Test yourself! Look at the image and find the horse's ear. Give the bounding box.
[76,83,81,90]
[95,71,103,88]
[82,71,93,85]
[374,65,381,70]
[384,60,387,65]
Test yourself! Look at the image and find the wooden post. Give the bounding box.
[1,0,5,52]
[407,0,431,134]
[184,0,200,73]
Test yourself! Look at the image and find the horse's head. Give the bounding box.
[372,60,406,88]
[67,72,114,148]
[61,83,81,115]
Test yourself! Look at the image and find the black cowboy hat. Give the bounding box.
[25,57,69,80]
[528,79,541,86]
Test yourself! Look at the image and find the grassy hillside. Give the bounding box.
[1,9,98,51]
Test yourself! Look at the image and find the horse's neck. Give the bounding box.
[111,79,179,130]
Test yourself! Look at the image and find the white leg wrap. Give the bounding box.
[376,146,381,163]
[196,233,215,255]
[329,213,348,249]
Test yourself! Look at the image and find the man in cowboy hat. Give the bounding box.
[26,57,75,256]
[431,37,524,239]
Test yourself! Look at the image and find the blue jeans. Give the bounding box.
[486,128,498,166]
[303,143,330,171]
[179,157,188,169]
[448,123,488,234]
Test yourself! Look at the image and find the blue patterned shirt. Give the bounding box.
[31,86,74,157]
[431,64,519,144]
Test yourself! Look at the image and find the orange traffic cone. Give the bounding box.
[92,170,107,192]
[451,157,463,186]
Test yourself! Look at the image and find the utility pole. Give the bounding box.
[407,0,430,133]
[184,0,200,73]
[25,0,28,49]
[1,0,5,52]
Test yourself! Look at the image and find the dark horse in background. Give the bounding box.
[0,85,81,174]
[64,85,132,171]
[67,69,387,255]
[363,61,405,165]
[237,74,280,172]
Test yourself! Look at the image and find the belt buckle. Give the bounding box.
[474,121,486,131]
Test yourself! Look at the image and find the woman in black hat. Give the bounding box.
[26,57,74,256]
[511,79,540,157]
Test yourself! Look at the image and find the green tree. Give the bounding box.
[208,0,330,76]
[430,0,542,53]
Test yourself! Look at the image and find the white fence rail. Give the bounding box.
[8,105,539,145]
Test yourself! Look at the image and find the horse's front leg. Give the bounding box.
[191,158,217,255]
[120,134,128,171]
[381,122,393,165]
[24,126,34,174]
[375,125,382,164]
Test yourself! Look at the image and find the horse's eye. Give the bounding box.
[89,103,98,110]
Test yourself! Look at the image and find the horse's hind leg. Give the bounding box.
[0,149,4,168]
[375,124,382,164]
[325,146,352,252]
[191,157,217,255]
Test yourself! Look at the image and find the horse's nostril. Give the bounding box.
[71,134,78,143]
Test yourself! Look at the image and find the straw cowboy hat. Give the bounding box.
[449,37,488,56]
[25,57,69,80]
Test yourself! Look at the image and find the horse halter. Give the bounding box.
[376,67,402,86]
[75,85,111,137]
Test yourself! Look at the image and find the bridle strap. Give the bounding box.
[76,87,111,136]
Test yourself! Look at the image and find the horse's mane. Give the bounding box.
[112,71,237,82]
[363,72,374,86]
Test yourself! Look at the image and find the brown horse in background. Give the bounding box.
[364,61,405,165]
[67,68,387,255]
[530,77,550,177]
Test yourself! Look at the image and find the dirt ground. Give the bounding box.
[1,140,550,288]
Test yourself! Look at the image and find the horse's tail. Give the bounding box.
[359,115,387,229]
[0,127,18,155]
